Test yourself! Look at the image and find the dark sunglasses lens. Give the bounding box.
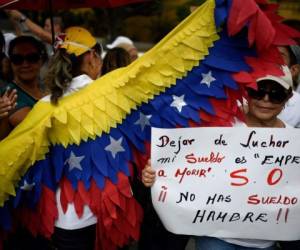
[10,54,23,65]
[269,91,288,104]
[247,88,265,100]
[26,53,40,63]
[10,53,40,65]
[247,87,288,104]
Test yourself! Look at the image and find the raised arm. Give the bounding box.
[6,10,53,44]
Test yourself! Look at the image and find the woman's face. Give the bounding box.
[10,42,42,83]
[247,81,290,122]
[91,51,102,79]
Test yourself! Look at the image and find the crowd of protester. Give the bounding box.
[0,7,300,250]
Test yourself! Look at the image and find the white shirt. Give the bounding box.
[278,91,300,128]
[42,74,98,229]
[41,74,93,102]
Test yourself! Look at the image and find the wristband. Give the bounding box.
[19,15,27,23]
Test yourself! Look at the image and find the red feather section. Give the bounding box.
[17,186,57,238]
[234,45,285,94]
[200,88,245,127]
[59,173,143,250]
[0,231,8,250]
[228,0,300,52]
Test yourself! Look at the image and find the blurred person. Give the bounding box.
[44,16,64,35]
[102,47,131,75]
[107,36,138,62]
[6,10,63,45]
[142,66,293,250]
[0,30,7,82]
[0,31,13,82]
[0,31,17,137]
[0,30,5,62]
[2,32,16,55]
[277,45,300,128]
[1,55,13,83]
[277,44,300,250]
[0,36,47,139]
[278,46,300,90]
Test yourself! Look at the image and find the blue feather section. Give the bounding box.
[0,205,11,230]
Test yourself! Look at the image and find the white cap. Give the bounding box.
[256,65,293,90]
[106,36,134,49]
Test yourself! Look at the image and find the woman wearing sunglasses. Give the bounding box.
[242,66,293,129]
[195,66,293,250]
[0,36,47,139]
[142,66,293,250]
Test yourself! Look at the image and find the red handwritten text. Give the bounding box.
[247,194,298,206]
[175,167,211,183]
[185,152,225,164]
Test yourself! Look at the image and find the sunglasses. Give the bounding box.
[247,85,289,104]
[10,53,41,65]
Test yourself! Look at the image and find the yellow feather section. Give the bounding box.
[0,0,219,206]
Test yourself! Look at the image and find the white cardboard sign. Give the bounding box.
[151,127,300,240]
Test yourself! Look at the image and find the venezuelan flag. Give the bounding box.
[0,0,299,249]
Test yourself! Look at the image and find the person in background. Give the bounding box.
[0,30,13,83]
[0,31,17,137]
[142,66,293,250]
[0,36,47,139]
[102,47,131,75]
[278,45,300,128]
[44,17,64,37]
[107,36,139,62]
[0,30,8,82]
[279,45,300,91]
[6,10,63,45]
[277,45,300,250]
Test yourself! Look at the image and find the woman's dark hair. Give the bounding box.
[286,46,297,67]
[8,35,48,63]
[0,31,13,82]
[0,31,5,52]
[0,31,6,62]
[102,47,131,75]
[0,31,5,63]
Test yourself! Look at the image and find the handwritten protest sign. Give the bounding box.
[151,127,300,240]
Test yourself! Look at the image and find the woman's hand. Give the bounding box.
[142,159,156,187]
[0,88,17,119]
[5,10,24,22]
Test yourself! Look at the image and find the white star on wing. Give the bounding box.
[105,136,125,158]
[20,180,35,191]
[135,112,152,131]
[65,151,85,171]
[170,95,187,112]
[201,71,216,87]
